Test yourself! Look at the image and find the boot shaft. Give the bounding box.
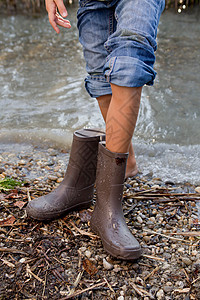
[96,142,128,209]
[64,129,105,189]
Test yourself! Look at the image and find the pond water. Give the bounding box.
[0,4,200,184]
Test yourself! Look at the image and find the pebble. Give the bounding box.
[156,289,164,300]
[1,146,200,299]
[85,250,92,258]
[151,184,160,189]
[137,215,143,224]
[103,258,113,270]
[195,186,200,193]
[57,178,63,183]
[177,247,185,253]
[48,175,58,181]
[181,257,192,266]
[163,285,173,293]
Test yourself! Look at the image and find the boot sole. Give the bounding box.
[90,223,142,261]
[27,200,92,221]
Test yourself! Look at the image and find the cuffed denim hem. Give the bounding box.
[104,56,156,87]
[85,74,112,98]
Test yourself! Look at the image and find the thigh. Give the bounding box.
[105,0,165,52]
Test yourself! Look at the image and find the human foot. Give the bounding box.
[125,163,138,178]
[125,152,138,178]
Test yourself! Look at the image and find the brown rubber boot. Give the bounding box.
[26,128,105,220]
[90,142,141,260]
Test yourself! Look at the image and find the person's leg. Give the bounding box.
[97,94,138,177]
[90,0,165,260]
[106,85,142,153]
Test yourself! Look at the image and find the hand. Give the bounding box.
[45,0,71,33]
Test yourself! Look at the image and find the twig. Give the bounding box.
[103,277,115,293]
[0,247,29,255]
[129,280,152,297]
[191,276,200,285]
[63,220,98,239]
[182,268,190,284]
[59,280,106,299]
[144,266,160,281]
[26,264,44,284]
[169,231,200,237]
[0,236,31,242]
[42,266,49,300]
[142,254,165,262]
[27,189,31,202]
[143,229,193,244]
[0,223,28,227]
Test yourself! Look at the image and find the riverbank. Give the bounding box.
[0,145,200,299]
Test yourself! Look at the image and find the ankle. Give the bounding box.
[125,155,138,178]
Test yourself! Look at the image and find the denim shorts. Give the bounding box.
[77,0,165,98]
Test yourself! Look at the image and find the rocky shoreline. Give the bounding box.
[0,145,200,299]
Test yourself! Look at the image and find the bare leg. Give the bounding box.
[106,84,142,155]
[97,88,141,177]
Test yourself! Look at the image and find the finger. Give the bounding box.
[56,12,71,27]
[54,0,68,18]
[49,12,60,33]
[56,18,71,29]
[46,1,60,33]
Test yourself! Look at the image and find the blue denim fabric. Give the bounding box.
[77,0,165,98]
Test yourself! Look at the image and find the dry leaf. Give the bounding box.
[5,191,19,199]
[82,258,98,276]
[0,215,16,226]
[14,201,26,209]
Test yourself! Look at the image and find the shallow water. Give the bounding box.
[0,4,200,184]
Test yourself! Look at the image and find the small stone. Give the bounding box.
[57,177,63,183]
[103,258,113,270]
[146,220,154,229]
[18,159,26,166]
[143,235,151,243]
[151,184,160,189]
[79,246,87,252]
[0,174,5,179]
[19,258,26,263]
[0,167,5,173]
[149,217,156,223]
[178,247,185,253]
[182,257,192,265]
[156,289,164,300]
[137,215,143,224]
[48,175,58,181]
[117,297,124,300]
[165,180,175,185]
[162,262,171,270]
[113,267,121,272]
[163,285,173,293]
[152,208,157,215]
[195,186,200,193]
[192,250,198,256]
[85,250,92,258]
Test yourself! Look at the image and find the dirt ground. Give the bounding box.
[0,176,200,300]
[0,146,200,299]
